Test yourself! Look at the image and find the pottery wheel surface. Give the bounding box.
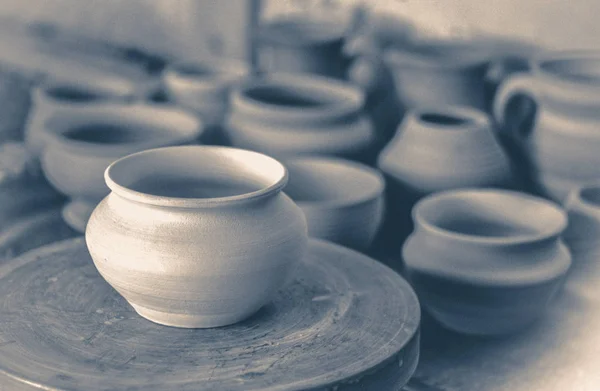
[0,238,420,391]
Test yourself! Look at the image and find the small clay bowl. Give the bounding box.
[40,103,204,233]
[284,156,385,251]
[403,188,571,336]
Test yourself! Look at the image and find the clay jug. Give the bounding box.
[494,51,600,203]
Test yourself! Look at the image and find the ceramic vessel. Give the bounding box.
[225,73,376,163]
[40,103,203,233]
[383,36,540,112]
[257,16,349,79]
[284,157,385,252]
[162,58,249,144]
[403,189,571,335]
[0,65,36,143]
[85,145,308,328]
[24,80,137,158]
[493,51,600,203]
[563,184,600,292]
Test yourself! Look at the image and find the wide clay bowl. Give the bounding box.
[86,145,308,328]
[284,156,385,252]
[40,103,203,232]
[24,79,137,158]
[402,188,571,336]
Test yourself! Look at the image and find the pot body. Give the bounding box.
[402,190,571,335]
[493,52,600,203]
[86,188,308,328]
[225,74,376,163]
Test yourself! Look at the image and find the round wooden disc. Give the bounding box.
[0,237,420,391]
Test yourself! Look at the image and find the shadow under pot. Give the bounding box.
[284,156,385,252]
[225,73,376,163]
[40,103,204,233]
[402,188,571,336]
[24,80,138,159]
[85,145,308,328]
[162,58,249,145]
[257,16,349,79]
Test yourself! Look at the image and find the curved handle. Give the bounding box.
[492,72,539,141]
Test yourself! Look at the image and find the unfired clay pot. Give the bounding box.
[24,80,137,158]
[225,73,376,163]
[374,105,514,257]
[403,189,571,336]
[563,184,600,294]
[284,156,385,252]
[40,103,203,233]
[86,145,308,328]
[162,58,249,144]
[493,51,600,203]
[257,16,349,79]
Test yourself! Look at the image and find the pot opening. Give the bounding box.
[106,146,287,205]
[420,113,472,127]
[540,58,600,83]
[580,186,600,207]
[46,86,104,102]
[63,123,167,145]
[416,190,567,242]
[173,63,216,77]
[245,85,330,108]
[285,158,383,205]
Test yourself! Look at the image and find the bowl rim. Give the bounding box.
[283,156,385,209]
[412,188,568,245]
[105,145,289,208]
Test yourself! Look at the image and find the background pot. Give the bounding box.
[225,73,376,164]
[284,156,385,252]
[86,145,308,328]
[40,103,203,232]
[403,189,571,336]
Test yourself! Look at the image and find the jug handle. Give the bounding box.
[492,72,539,142]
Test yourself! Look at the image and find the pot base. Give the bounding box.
[62,199,96,233]
[130,303,256,329]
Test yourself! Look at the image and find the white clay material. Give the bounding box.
[225,73,376,163]
[284,156,385,252]
[402,188,571,336]
[85,145,309,328]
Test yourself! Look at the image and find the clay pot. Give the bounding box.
[375,106,514,257]
[403,189,571,336]
[40,103,203,233]
[85,145,308,328]
[225,73,376,163]
[24,80,137,158]
[563,184,600,293]
[493,51,600,203]
[284,156,385,252]
[162,58,249,145]
[257,16,349,79]
[383,36,541,112]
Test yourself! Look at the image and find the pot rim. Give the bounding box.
[163,58,249,87]
[566,182,600,216]
[283,156,385,209]
[43,102,204,156]
[36,78,138,103]
[230,73,365,124]
[257,16,346,48]
[105,145,289,208]
[410,104,490,130]
[412,188,568,245]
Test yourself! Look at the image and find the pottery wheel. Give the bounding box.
[0,238,420,391]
